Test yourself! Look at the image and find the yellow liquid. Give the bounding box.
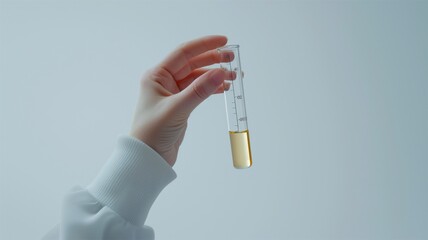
[229,130,252,169]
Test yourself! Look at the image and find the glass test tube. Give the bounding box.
[217,45,252,169]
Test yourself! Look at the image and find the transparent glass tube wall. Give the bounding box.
[218,45,252,169]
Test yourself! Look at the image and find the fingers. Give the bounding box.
[215,81,231,93]
[176,69,209,91]
[176,68,226,114]
[186,50,234,74]
[159,35,228,80]
[177,68,236,91]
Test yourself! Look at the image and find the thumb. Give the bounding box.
[176,68,226,114]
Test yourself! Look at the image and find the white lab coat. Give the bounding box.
[41,136,177,240]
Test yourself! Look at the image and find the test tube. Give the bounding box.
[217,45,252,169]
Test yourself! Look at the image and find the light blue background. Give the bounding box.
[1,1,427,239]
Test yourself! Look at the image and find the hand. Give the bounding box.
[130,35,234,166]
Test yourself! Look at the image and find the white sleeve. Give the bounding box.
[41,136,177,240]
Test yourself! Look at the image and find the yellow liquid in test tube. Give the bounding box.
[229,130,252,169]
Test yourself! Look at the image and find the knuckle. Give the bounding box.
[192,84,208,100]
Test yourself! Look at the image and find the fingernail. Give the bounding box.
[224,82,231,91]
[221,52,235,62]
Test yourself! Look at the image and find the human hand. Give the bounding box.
[130,35,234,166]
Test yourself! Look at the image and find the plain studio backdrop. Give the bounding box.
[1,1,427,239]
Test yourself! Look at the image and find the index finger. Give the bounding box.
[159,35,227,80]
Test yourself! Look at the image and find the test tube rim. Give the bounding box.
[217,44,240,51]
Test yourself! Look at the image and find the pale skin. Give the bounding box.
[130,35,235,166]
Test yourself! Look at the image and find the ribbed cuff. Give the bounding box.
[86,135,177,226]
